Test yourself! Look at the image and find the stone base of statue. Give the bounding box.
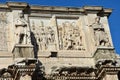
[12,44,34,58]
[94,46,117,61]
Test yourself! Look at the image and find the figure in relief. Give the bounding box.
[39,26,47,50]
[31,20,56,50]
[32,21,45,50]
[0,12,8,51]
[15,12,29,44]
[72,25,82,50]
[58,21,83,50]
[0,12,7,25]
[90,16,110,46]
[62,22,73,50]
[46,26,55,44]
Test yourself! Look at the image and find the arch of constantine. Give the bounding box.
[0,2,120,80]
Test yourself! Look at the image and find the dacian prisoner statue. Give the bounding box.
[89,16,110,47]
[14,12,30,44]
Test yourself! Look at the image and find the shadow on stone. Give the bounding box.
[30,32,39,58]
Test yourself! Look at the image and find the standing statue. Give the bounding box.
[90,16,110,46]
[15,12,28,44]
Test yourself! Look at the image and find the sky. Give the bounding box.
[0,0,120,54]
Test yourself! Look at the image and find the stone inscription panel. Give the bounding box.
[57,19,84,50]
[29,17,56,51]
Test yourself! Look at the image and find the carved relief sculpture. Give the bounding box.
[47,26,55,44]
[0,12,8,51]
[58,20,83,50]
[31,20,56,50]
[90,16,110,47]
[39,22,47,50]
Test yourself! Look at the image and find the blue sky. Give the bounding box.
[0,0,120,54]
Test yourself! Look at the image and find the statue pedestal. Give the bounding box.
[12,44,34,58]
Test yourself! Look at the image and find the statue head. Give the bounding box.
[95,16,100,23]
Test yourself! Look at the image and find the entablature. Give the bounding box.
[0,2,112,17]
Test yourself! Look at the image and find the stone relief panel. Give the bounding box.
[57,19,84,50]
[89,16,111,47]
[30,17,56,50]
[0,12,8,51]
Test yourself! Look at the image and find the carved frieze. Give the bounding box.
[57,19,84,50]
[29,17,85,51]
[30,18,56,50]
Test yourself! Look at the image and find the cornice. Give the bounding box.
[6,2,28,10]
[0,2,112,17]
